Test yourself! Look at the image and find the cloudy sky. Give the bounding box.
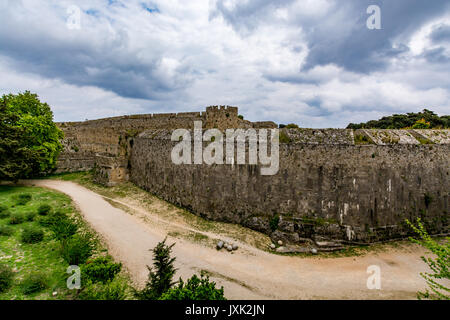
[1,0,450,127]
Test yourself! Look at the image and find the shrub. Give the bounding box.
[20,272,48,295]
[270,214,280,232]
[285,123,300,129]
[25,211,36,222]
[0,225,14,236]
[78,278,129,300]
[0,264,14,293]
[406,218,449,300]
[0,205,8,213]
[135,238,177,300]
[38,210,68,228]
[160,273,226,300]
[49,217,78,241]
[16,193,32,206]
[21,226,45,244]
[9,213,25,225]
[81,257,122,284]
[61,234,94,265]
[0,209,10,219]
[37,204,52,216]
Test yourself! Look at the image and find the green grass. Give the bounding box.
[0,185,116,300]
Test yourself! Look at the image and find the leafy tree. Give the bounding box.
[347,109,449,129]
[0,91,63,181]
[412,118,431,129]
[406,218,449,300]
[135,238,177,300]
[160,273,226,300]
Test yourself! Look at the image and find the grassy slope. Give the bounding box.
[0,185,130,300]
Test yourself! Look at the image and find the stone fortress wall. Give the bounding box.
[56,106,450,247]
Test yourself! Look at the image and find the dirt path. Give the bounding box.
[25,180,429,300]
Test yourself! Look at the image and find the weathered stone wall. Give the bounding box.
[129,128,450,244]
[55,106,274,176]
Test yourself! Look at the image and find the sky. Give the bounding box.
[0,0,450,128]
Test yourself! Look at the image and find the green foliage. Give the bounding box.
[78,278,129,300]
[61,234,94,265]
[25,211,36,222]
[20,272,48,295]
[270,214,280,232]
[135,238,177,300]
[412,118,431,129]
[285,123,300,129]
[406,218,449,300]
[160,273,226,300]
[354,134,374,145]
[81,257,122,284]
[16,193,32,206]
[0,208,10,219]
[347,109,449,129]
[0,205,8,213]
[9,213,25,225]
[37,204,52,216]
[38,210,68,227]
[0,225,14,236]
[238,115,244,120]
[0,264,14,293]
[279,131,291,143]
[49,216,78,241]
[21,226,44,244]
[0,91,64,181]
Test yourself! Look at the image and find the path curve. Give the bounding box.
[24,180,428,300]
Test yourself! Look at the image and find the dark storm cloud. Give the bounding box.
[0,4,190,100]
[430,23,450,44]
[212,0,450,74]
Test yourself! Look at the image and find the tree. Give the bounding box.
[135,238,177,300]
[406,218,450,300]
[160,273,226,300]
[347,109,449,129]
[0,91,63,181]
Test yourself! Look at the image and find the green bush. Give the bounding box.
[16,193,32,206]
[160,273,226,300]
[0,209,10,219]
[81,257,122,284]
[38,210,68,227]
[61,234,94,265]
[0,264,14,293]
[0,225,14,236]
[135,238,177,300]
[78,278,129,300]
[21,226,45,244]
[49,217,78,241]
[37,204,52,216]
[0,205,8,213]
[285,123,300,129]
[25,211,36,222]
[20,272,48,295]
[270,214,280,232]
[406,218,449,300]
[9,213,25,225]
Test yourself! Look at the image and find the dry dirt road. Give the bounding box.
[25,180,430,300]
